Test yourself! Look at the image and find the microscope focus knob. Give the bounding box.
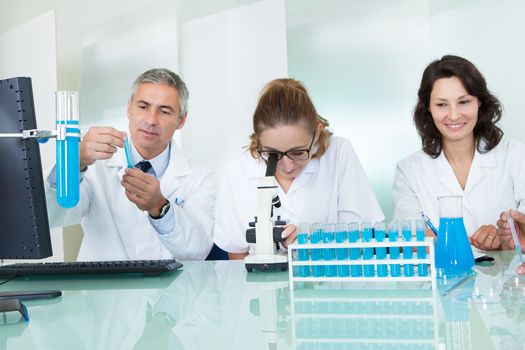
[275,215,286,226]
[273,226,285,243]
[246,228,256,243]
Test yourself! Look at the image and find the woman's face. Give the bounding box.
[258,124,316,181]
[429,76,480,145]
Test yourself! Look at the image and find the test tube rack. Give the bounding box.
[289,287,439,349]
[287,237,436,290]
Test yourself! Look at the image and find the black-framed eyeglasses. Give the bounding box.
[257,132,316,161]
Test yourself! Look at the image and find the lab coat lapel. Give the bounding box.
[463,148,496,231]
[107,149,149,258]
[464,148,496,194]
[159,143,191,198]
[287,158,318,194]
[108,148,129,187]
[436,152,463,195]
[277,158,319,221]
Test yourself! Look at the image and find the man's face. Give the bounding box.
[128,83,186,159]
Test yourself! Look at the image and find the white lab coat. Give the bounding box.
[392,138,525,236]
[213,136,385,254]
[45,141,214,261]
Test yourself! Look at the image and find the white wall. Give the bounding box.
[0,0,158,91]
[0,11,63,261]
[286,0,525,219]
[180,0,288,170]
[80,0,179,133]
[77,0,288,171]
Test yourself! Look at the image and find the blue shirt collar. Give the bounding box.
[130,141,170,178]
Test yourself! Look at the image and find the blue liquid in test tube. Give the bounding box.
[323,224,337,277]
[348,222,362,277]
[415,219,428,276]
[124,137,134,168]
[335,223,349,277]
[401,220,414,277]
[297,223,310,277]
[55,91,80,208]
[362,222,375,277]
[310,223,324,277]
[374,222,388,277]
[388,221,401,277]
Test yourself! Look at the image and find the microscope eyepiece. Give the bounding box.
[265,153,278,177]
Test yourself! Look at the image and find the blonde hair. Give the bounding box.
[248,78,332,159]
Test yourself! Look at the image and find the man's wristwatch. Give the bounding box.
[150,199,171,219]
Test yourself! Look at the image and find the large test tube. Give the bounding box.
[55,91,80,208]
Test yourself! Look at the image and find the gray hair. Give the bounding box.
[130,68,189,117]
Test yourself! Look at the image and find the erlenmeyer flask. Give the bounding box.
[435,195,474,278]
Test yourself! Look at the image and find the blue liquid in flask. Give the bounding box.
[435,217,474,278]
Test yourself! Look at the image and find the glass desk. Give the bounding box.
[0,251,524,349]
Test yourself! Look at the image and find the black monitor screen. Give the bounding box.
[0,77,52,259]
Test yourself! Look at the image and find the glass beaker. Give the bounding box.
[435,195,474,279]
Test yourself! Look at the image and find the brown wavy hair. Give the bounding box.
[248,78,332,159]
[414,55,503,158]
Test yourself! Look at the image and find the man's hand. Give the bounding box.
[80,127,126,171]
[121,168,166,216]
[496,209,525,251]
[470,224,501,251]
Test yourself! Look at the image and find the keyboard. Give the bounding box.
[0,259,183,277]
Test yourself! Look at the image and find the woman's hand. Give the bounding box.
[280,224,298,249]
[470,224,501,251]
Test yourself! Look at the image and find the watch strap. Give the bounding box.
[150,199,170,219]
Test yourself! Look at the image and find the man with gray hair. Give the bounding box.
[45,68,214,261]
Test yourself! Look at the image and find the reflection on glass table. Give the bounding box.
[290,285,439,350]
[438,273,475,350]
[2,255,525,349]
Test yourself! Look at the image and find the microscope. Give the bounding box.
[245,153,288,272]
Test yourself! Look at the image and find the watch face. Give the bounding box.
[160,200,170,218]
[150,200,170,219]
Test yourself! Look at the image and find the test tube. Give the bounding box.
[55,91,80,208]
[415,219,428,276]
[335,223,349,277]
[124,137,134,168]
[310,223,324,277]
[297,223,311,277]
[362,222,375,277]
[348,222,362,277]
[400,220,414,277]
[323,224,337,277]
[388,221,401,277]
[374,221,388,277]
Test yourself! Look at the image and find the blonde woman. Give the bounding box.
[213,78,384,259]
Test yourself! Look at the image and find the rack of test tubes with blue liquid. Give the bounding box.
[287,220,436,290]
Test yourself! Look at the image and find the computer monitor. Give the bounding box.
[0,76,52,259]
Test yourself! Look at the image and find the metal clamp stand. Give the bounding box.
[0,128,57,140]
